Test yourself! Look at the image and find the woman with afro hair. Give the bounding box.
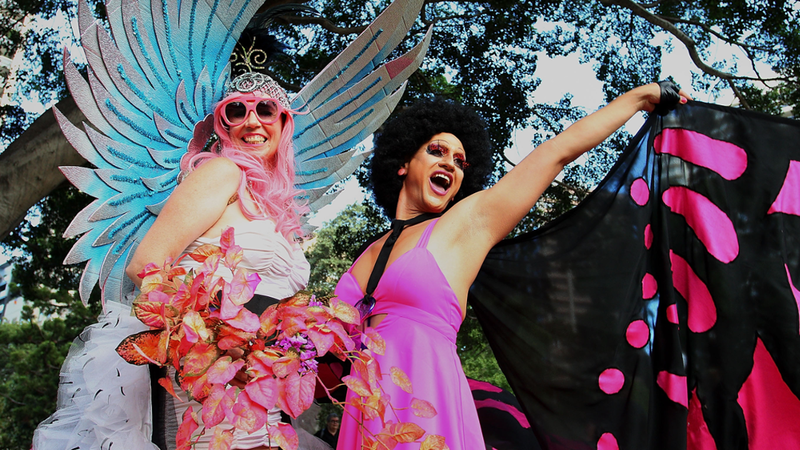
[335,84,689,449]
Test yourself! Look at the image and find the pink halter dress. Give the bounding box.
[334,219,486,449]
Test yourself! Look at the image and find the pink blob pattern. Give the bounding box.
[597,433,619,450]
[662,187,739,264]
[474,399,531,428]
[626,320,649,348]
[670,251,717,333]
[768,160,800,217]
[644,223,653,249]
[599,368,625,394]
[785,265,800,335]
[666,304,679,325]
[467,378,504,393]
[688,388,718,449]
[657,371,688,408]
[737,338,800,448]
[631,178,650,206]
[654,128,747,181]
[642,273,658,299]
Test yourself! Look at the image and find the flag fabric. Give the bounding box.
[470,102,800,450]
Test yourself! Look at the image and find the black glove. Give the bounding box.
[653,80,682,116]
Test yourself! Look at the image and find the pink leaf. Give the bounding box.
[208,427,234,450]
[202,384,233,429]
[206,356,245,385]
[225,307,261,333]
[268,422,299,450]
[245,376,279,409]
[306,327,335,356]
[176,407,199,450]
[229,390,268,433]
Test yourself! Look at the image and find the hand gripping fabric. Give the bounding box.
[57,0,433,307]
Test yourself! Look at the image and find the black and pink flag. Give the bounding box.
[471,101,800,449]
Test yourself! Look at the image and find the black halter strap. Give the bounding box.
[366,212,441,295]
[355,212,441,321]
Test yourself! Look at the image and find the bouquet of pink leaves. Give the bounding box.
[116,228,447,450]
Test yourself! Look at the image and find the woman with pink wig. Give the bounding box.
[126,72,310,450]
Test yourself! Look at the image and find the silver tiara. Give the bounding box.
[225,72,290,108]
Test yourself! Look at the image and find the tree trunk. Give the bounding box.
[0,96,86,238]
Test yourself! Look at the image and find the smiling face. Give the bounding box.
[219,94,285,163]
[396,132,467,218]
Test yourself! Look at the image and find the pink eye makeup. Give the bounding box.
[426,140,470,170]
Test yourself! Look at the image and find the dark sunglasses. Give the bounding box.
[354,294,376,324]
[220,97,283,127]
[426,140,469,170]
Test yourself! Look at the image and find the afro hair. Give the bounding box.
[369,97,493,218]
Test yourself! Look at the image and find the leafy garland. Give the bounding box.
[116,228,447,450]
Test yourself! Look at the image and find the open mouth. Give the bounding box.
[430,172,452,194]
[243,135,267,144]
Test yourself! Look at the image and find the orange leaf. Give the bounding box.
[268,422,299,450]
[116,330,163,365]
[306,327,335,356]
[328,297,360,325]
[342,374,372,397]
[246,350,277,378]
[133,301,167,328]
[182,309,211,343]
[176,407,199,450]
[183,342,221,377]
[259,305,279,338]
[281,292,311,308]
[157,376,181,401]
[420,434,449,450]
[202,383,233,429]
[411,398,437,418]
[272,355,301,379]
[385,422,425,443]
[390,366,413,394]
[326,320,355,352]
[208,426,234,450]
[364,329,386,355]
[188,243,222,262]
[139,271,163,294]
[180,373,212,402]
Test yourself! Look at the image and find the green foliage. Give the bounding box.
[0,317,93,449]
[305,200,389,295]
[458,310,511,391]
[0,183,99,448]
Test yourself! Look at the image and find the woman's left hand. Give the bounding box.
[638,81,692,115]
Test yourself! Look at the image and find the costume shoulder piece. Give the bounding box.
[57,0,432,305]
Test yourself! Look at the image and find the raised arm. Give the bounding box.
[125,157,242,286]
[454,82,688,251]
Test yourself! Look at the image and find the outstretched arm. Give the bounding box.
[449,82,689,253]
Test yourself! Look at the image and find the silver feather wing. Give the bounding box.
[291,0,433,227]
[59,0,263,305]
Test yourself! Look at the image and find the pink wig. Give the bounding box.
[179,96,307,240]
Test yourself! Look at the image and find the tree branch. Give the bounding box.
[599,0,793,109]
[281,14,367,35]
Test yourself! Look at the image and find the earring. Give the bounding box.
[398,167,407,176]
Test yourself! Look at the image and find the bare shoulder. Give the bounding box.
[187,156,241,179]
[180,157,242,192]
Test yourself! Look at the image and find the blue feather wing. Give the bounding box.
[292,0,432,224]
[59,0,264,304]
